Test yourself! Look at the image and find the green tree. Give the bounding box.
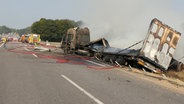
[31,18,81,42]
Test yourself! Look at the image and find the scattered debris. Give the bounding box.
[46,40,51,46]
[128,65,133,71]
[34,46,51,52]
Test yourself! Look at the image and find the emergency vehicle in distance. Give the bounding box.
[19,34,41,44]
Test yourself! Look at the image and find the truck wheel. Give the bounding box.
[64,48,68,54]
[176,62,183,72]
[103,55,111,62]
[94,53,102,60]
[87,51,94,57]
[116,57,126,65]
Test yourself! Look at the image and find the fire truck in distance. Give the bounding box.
[19,34,41,44]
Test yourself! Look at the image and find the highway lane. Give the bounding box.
[0,42,184,104]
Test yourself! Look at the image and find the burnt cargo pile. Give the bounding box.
[60,18,183,72]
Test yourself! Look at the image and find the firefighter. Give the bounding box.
[2,37,7,48]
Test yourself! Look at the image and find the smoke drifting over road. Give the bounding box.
[80,0,184,61]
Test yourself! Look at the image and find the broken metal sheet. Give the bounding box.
[87,38,110,51]
[86,38,110,47]
[102,47,122,53]
[102,47,140,57]
[140,18,181,70]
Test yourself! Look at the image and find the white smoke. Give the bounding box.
[79,0,184,62]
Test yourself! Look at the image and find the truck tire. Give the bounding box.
[116,57,126,65]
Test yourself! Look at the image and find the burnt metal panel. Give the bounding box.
[102,47,140,57]
[76,27,90,46]
[86,38,110,51]
[140,18,181,70]
[66,28,77,49]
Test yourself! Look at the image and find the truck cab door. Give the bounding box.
[61,34,67,48]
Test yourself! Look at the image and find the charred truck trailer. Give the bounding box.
[61,18,182,72]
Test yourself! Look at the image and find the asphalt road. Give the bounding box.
[0,42,184,104]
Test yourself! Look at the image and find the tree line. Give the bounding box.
[0,26,31,35]
[0,18,82,42]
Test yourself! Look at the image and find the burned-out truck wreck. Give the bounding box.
[61,18,183,72]
[61,27,90,54]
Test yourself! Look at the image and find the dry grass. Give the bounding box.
[166,71,184,82]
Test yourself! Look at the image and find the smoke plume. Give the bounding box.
[80,0,184,62]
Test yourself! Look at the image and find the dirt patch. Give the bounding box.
[166,71,184,82]
[117,67,184,95]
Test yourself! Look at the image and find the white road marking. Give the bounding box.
[61,75,104,104]
[24,47,30,51]
[85,60,107,67]
[32,54,38,58]
[0,43,4,47]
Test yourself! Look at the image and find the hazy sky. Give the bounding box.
[0,0,87,28]
[1,0,184,59]
[0,0,183,29]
